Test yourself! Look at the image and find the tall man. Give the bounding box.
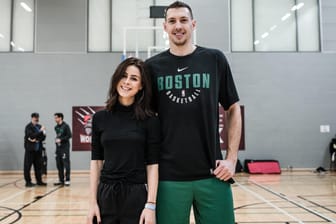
[145,1,242,223]
[24,112,47,187]
[54,113,72,186]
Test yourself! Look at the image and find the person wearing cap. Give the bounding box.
[24,112,47,187]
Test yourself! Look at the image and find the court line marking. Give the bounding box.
[0,189,31,204]
[0,186,63,223]
[0,177,60,203]
[297,195,336,214]
[0,179,22,188]
[0,206,22,224]
[235,181,305,224]
[249,179,336,223]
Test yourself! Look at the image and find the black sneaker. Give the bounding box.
[316,166,327,173]
[320,167,327,172]
[25,182,36,187]
[37,182,47,186]
[54,182,64,186]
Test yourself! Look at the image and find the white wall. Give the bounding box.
[0,0,335,170]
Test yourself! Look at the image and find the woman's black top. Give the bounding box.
[91,103,160,184]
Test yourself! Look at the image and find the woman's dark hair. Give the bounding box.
[164,1,193,20]
[105,57,153,120]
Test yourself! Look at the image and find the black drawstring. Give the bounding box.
[111,179,126,193]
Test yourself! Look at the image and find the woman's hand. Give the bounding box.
[87,203,101,224]
[139,208,156,224]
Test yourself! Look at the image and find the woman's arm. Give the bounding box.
[146,164,158,203]
[139,116,160,224]
[87,160,103,224]
[139,164,158,224]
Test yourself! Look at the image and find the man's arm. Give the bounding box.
[213,102,242,181]
[226,102,242,165]
[25,125,45,140]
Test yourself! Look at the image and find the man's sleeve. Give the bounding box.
[218,51,240,110]
[145,116,160,165]
[145,61,159,113]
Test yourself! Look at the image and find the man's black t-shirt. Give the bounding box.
[145,46,239,181]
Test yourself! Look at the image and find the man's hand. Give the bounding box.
[28,137,36,142]
[213,159,236,181]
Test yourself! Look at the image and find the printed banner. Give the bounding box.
[219,105,245,150]
[72,105,245,151]
[72,106,104,151]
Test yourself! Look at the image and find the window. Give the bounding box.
[231,0,320,52]
[88,0,110,51]
[111,0,153,52]
[0,0,34,52]
[0,0,11,51]
[88,0,154,53]
[88,0,170,56]
[12,0,34,52]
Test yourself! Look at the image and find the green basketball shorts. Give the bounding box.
[156,177,235,224]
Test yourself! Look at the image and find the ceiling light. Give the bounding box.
[0,33,4,39]
[281,13,291,21]
[296,2,304,10]
[270,25,277,31]
[254,40,260,45]
[261,32,269,39]
[20,2,32,12]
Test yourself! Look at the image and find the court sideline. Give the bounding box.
[1,171,336,224]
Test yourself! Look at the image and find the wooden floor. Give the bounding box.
[1,170,336,224]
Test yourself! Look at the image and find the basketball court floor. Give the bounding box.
[1,170,336,224]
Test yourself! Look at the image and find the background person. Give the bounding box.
[54,112,72,186]
[24,112,47,187]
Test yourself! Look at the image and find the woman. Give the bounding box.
[87,57,159,224]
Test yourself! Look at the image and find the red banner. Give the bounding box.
[72,106,104,151]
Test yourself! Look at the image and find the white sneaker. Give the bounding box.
[64,181,70,186]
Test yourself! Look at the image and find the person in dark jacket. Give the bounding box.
[24,112,47,187]
[54,113,72,186]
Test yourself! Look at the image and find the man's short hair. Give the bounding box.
[164,1,193,19]
[54,113,64,120]
[31,112,39,118]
